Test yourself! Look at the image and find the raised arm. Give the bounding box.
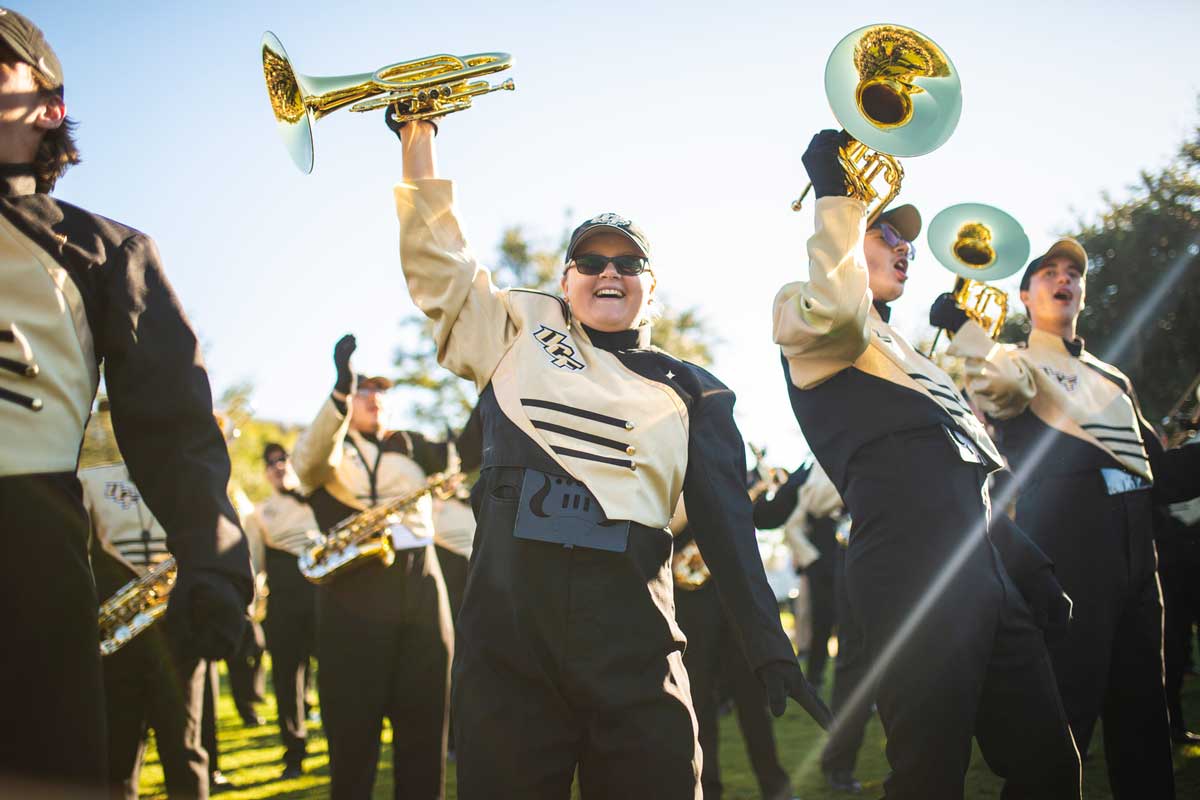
[946,319,1037,420]
[291,336,355,494]
[772,132,874,389]
[393,120,519,389]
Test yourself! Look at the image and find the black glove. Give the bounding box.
[757,659,833,730]
[384,104,438,139]
[929,292,969,334]
[166,568,250,660]
[333,333,356,395]
[801,129,850,199]
[1022,565,1073,642]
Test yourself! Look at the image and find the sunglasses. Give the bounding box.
[873,222,916,260]
[266,456,288,467]
[568,254,650,276]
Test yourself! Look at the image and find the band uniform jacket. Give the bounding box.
[0,173,251,595]
[246,490,321,558]
[79,461,169,572]
[948,321,1200,504]
[786,461,842,570]
[396,178,794,671]
[291,397,454,536]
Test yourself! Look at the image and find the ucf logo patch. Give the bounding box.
[533,326,585,371]
[105,481,140,510]
[1041,366,1078,392]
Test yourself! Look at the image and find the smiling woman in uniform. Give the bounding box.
[389,116,829,800]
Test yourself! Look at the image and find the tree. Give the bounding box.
[219,382,305,503]
[393,221,719,431]
[1071,113,1200,425]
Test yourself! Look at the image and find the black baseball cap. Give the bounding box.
[565,213,651,263]
[872,204,922,243]
[263,442,287,464]
[0,8,63,94]
[1020,238,1088,291]
[355,373,394,391]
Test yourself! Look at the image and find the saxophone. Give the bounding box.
[98,557,178,656]
[299,472,464,584]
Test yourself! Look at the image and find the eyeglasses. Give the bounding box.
[266,456,288,467]
[873,222,916,260]
[568,254,650,276]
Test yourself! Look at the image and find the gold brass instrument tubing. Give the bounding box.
[98,557,178,656]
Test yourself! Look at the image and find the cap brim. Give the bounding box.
[1040,239,1088,273]
[567,225,648,261]
[876,204,922,243]
[355,374,394,391]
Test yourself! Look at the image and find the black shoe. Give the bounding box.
[281,763,304,780]
[210,770,235,793]
[825,768,863,794]
[1172,728,1200,745]
[239,710,266,727]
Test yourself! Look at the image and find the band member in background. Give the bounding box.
[0,9,252,792]
[772,130,1079,799]
[937,238,1200,797]
[245,442,322,779]
[670,497,797,800]
[82,409,212,799]
[433,404,482,624]
[292,336,469,799]
[393,116,828,800]
[753,459,870,794]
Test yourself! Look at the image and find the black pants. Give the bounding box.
[1016,473,1173,798]
[263,547,316,769]
[0,473,107,794]
[675,581,791,800]
[820,545,873,775]
[1157,512,1200,737]
[316,544,452,799]
[93,548,210,800]
[454,467,701,800]
[226,619,266,720]
[435,545,469,623]
[842,429,1079,800]
[803,526,838,688]
[202,662,221,776]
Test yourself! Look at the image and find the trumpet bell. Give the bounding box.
[928,203,1030,282]
[825,24,962,158]
[262,31,319,173]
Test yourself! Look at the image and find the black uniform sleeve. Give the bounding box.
[682,366,797,670]
[100,233,253,601]
[1143,426,1200,505]
[455,402,485,474]
[406,429,454,476]
[751,467,809,529]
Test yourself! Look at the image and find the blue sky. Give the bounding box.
[25,1,1200,467]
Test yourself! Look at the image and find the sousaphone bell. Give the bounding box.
[793,24,962,223]
[262,31,515,173]
[926,203,1030,352]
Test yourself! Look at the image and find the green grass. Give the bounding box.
[139,651,1200,799]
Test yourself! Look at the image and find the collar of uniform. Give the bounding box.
[871,299,892,323]
[0,164,37,196]
[581,323,650,352]
[1029,327,1085,358]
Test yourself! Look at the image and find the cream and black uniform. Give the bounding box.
[82,462,212,800]
[292,401,457,799]
[950,322,1200,798]
[670,498,794,800]
[397,179,799,800]
[245,488,321,774]
[0,172,252,790]
[773,195,1080,799]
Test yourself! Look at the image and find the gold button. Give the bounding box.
[629,463,637,472]
[625,421,635,430]
[26,364,39,378]
[626,446,636,456]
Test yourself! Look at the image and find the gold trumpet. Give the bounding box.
[926,203,1031,354]
[792,24,962,224]
[262,32,515,173]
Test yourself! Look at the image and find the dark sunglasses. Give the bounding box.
[873,222,916,260]
[266,456,288,467]
[569,254,650,276]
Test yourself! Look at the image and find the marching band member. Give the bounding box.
[771,130,1080,799]
[82,424,213,799]
[392,117,828,800]
[245,443,322,779]
[291,338,468,799]
[0,9,251,791]
[670,497,797,800]
[753,460,870,794]
[937,238,1200,798]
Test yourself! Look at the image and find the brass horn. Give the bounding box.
[792,24,962,223]
[262,32,515,173]
[926,203,1030,353]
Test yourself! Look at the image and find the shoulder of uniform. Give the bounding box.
[504,288,570,323]
[680,360,734,400]
[1080,351,1133,390]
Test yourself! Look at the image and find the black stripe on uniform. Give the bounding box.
[1108,448,1149,462]
[550,446,635,470]
[532,420,629,453]
[1094,435,1145,448]
[1083,423,1137,434]
[522,398,630,429]
[0,385,41,411]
